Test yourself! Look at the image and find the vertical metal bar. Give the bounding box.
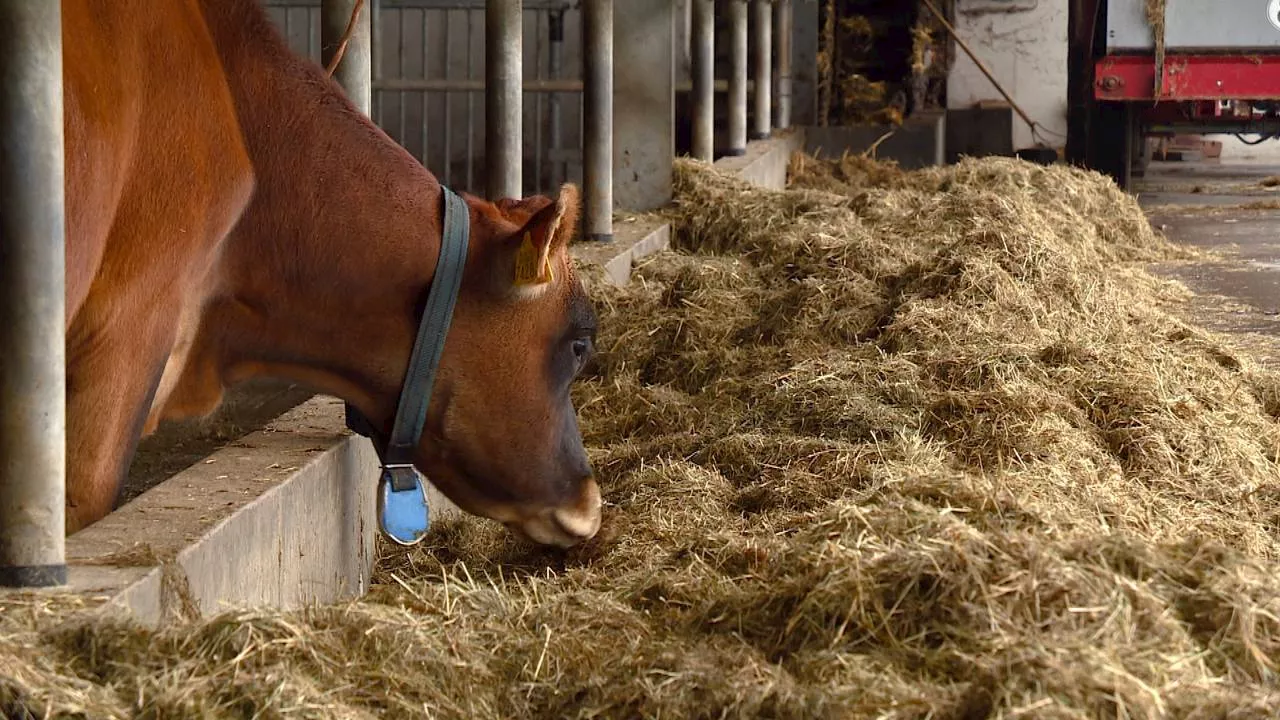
[443,8,453,186]
[751,0,771,140]
[398,12,406,148]
[373,0,383,125]
[0,0,67,588]
[774,0,792,129]
[548,9,564,187]
[534,10,544,192]
[311,8,320,65]
[421,10,429,166]
[682,0,692,73]
[322,0,372,115]
[583,0,612,242]
[690,0,714,161]
[466,9,475,192]
[727,0,748,155]
[578,81,585,185]
[487,0,523,200]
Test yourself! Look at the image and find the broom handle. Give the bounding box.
[919,0,1038,134]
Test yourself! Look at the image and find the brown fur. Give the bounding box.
[61,0,601,547]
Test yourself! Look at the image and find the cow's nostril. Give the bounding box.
[552,505,601,540]
[555,477,602,538]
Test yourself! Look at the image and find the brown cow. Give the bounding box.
[61,0,602,548]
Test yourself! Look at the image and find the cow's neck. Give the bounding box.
[196,0,450,428]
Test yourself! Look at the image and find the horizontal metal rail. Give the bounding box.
[375,78,749,93]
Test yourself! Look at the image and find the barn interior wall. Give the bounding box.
[945,0,1069,152]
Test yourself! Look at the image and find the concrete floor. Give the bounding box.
[1138,159,1280,366]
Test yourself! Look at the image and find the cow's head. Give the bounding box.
[408,183,601,548]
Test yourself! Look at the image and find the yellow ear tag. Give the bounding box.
[514,231,554,286]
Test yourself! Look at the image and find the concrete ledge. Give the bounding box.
[59,396,460,626]
[23,129,814,625]
[572,219,671,286]
[713,127,807,189]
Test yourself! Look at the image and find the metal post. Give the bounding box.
[372,0,383,123]
[691,0,714,161]
[727,0,748,155]
[774,0,792,129]
[751,0,771,140]
[583,0,613,242]
[322,0,372,116]
[487,0,522,200]
[677,0,692,83]
[549,9,565,186]
[0,1,67,588]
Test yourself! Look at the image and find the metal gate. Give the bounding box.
[262,0,584,197]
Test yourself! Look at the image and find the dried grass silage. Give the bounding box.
[4,155,1280,719]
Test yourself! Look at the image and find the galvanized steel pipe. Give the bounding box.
[548,9,565,181]
[774,0,792,129]
[322,0,372,115]
[690,0,714,161]
[727,0,748,155]
[0,0,67,588]
[583,0,613,241]
[751,0,771,140]
[487,0,523,200]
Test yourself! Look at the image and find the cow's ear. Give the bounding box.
[505,183,580,292]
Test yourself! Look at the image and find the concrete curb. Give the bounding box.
[39,131,809,624]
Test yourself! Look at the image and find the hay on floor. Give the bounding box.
[3,153,1280,719]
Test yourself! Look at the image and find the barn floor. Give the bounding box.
[1139,158,1280,369]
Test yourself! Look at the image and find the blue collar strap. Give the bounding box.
[345,184,471,545]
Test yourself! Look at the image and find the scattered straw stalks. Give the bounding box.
[1146,0,1167,97]
[4,154,1280,718]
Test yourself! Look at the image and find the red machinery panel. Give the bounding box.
[1094,54,1280,101]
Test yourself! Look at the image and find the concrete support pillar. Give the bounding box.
[613,0,675,210]
[773,0,792,129]
[486,0,522,200]
[676,0,692,83]
[583,0,613,241]
[726,0,748,155]
[322,0,372,115]
[690,0,714,161]
[751,0,772,140]
[0,0,67,588]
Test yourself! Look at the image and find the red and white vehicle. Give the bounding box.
[1068,0,1280,188]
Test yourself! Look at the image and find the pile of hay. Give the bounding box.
[4,154,1280,718]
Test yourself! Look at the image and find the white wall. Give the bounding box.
[946,0,1069,152]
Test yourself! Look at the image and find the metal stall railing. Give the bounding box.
[265,0,584,198]
[267,0,791,197]
[0,1,68,588]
